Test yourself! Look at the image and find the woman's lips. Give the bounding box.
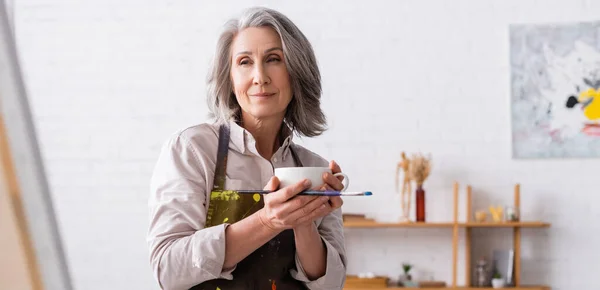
[250,92,276,97]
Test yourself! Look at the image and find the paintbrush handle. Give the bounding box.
[236,190,372,196]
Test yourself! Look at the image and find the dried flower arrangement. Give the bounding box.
[408,153,432,186]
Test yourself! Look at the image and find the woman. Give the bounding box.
[147,6,347,290]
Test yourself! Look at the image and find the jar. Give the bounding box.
[504,206,519,221]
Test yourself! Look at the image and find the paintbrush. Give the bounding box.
[236,190,373,196]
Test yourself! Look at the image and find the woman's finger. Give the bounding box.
[315,184,342,210]
[286,195,330,223]
[270,178,311,204]
[330,160,342,175]
[263,176,280,191]
[316,184,333,191]
[295,200,332,225]
[322,172,344,191]
[275,195,318,218]
[328,196,343,209]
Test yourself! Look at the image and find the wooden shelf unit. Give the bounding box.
[343,182,551,290]
[344,286,550,290]
[343,221,550,228]
[344,221,456,228]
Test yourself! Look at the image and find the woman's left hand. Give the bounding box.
[293,161,345,230]
[318,160,345,210]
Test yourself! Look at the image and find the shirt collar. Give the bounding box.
[228,119,247,154]
[228,119,294,157]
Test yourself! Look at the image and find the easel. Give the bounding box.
[0,1,72,289]
[0,111,42,290]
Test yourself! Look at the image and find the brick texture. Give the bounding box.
[13,0,599,289]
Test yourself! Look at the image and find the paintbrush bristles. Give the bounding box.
[408,153,432,186]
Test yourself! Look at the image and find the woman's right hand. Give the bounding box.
[258,176,331,231]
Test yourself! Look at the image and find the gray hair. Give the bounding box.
[206,7,326,137]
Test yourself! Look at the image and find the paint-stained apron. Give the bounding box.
[190,124,307,290]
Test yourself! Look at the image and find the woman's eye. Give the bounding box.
[240,59,250,65]
[267,57,281,63]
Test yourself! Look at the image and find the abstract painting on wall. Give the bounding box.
[510,21,600,158]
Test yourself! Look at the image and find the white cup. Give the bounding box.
[274,167,350,191]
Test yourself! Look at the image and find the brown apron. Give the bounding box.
[190,124,307,290]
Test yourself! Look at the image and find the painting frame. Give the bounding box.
[510,20,600,159]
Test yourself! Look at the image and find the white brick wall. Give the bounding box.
[13,0,599,289]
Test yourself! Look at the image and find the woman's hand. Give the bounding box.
[293,160,346,230]
[258,177,331,231]
[318,160,345,210]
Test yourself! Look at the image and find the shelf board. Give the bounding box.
[462,221,550,228]
[344,286,550,290]
[343,221,455,228]
[343,221,550,228]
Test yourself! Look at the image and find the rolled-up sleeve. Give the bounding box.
[290,208,347,290]
[146,133,234,290]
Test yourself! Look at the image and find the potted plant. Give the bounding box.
[402,263,412,281]
[399,263,418,287]
[491,272,505,288]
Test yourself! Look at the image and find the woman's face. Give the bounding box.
[230,27,292,122]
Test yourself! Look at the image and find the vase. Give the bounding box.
[504,206,520,221]
[416,184,425,222]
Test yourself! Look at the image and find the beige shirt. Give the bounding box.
[147,120,347,290]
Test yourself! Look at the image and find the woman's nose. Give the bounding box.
[253,64,270,85]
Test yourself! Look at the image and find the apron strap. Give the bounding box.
[212,124,230,191]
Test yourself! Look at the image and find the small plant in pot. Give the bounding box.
[398,263,417,287]
[491,272,505,288]
[402,263,412,281]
